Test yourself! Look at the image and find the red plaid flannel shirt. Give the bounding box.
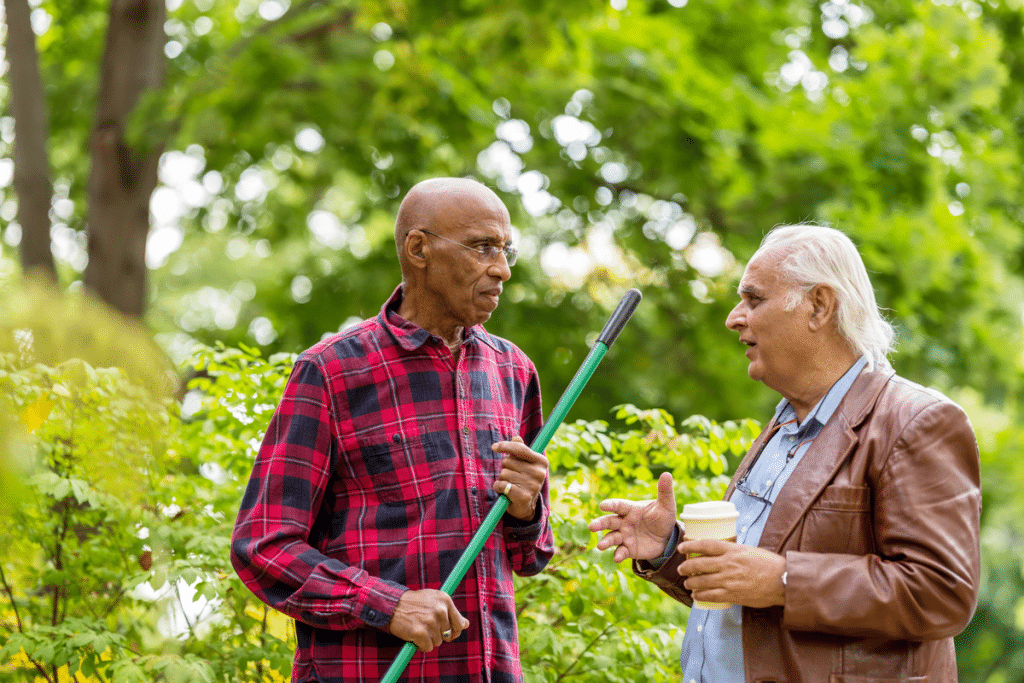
[231,286,554,682]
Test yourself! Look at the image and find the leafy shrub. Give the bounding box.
[0,345,295,682]
[0,343,759,682]
[517,406,759,682]
[0,353,211,682]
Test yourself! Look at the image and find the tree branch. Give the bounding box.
[101,584,129,619]
[173,581,197,637]
[224,0,333,61]
[257,604,269,677]
[555,620,620,682]
[0,563,24,633]
[50,498,71,628]
[34,659,55,683]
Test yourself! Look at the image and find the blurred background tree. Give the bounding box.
[1,0,1023,680]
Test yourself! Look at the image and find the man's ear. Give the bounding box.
[404,230,427,269]
[807,285,837,332]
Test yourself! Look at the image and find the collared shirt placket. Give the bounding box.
[453,341,496,680]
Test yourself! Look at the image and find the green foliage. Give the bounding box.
[5,0,1024,423]
[120,0,1024,429]
[0,277,178,518]
[0,343,296,682]
[516,405,759,681]
[2,334,1021,682]
[0,275,179,399]
[948,389,1024,681]
[0,352,180,682]
[3,0,1024,676]
[0,338,759,682]
[169,343,299,680]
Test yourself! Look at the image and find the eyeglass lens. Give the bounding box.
[423,230,516,266]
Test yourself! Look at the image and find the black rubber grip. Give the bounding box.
[595,288,642,348]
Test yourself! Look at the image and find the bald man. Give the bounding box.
[231,178,553,683]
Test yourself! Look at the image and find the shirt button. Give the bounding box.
[766,479,773,486]
[741,526,748,533]
[392,433,401,443]
[472,487,478,496]
[463,426,470,435]
[696,625,703,633]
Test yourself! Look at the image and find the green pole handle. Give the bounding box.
[381,289,642,682]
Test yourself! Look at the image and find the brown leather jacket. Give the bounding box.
[638,367,982,682]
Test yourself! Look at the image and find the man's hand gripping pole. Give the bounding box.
[381,288,642,683]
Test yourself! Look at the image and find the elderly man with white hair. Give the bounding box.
[590,224,981,682]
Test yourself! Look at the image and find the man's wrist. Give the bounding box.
[505,496,542,524]
[646,525,680,570]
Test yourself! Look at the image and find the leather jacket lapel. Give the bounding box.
[758,412,858,552]
[724,416,778,501]
[736,367,895,553]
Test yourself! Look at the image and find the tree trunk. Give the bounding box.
[83,0,165,318]
[2,0,57,280]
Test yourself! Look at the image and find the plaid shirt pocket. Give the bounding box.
[355,420,457,505]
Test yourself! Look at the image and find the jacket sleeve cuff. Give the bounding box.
[632,522,693,607]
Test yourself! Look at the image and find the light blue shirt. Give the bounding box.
[678,356,869,683]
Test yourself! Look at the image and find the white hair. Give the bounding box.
[757,223,895,369]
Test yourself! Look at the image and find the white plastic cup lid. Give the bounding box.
[680,500,738,520]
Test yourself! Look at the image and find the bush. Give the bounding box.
[0,344,296,682]
[0,343,759,682]
[518,406,759,682]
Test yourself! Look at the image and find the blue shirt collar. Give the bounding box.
[772,355,869,432]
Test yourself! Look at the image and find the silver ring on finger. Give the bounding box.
[442,629,452,640]
[502,481,512,496]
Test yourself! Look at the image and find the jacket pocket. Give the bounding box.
[800,485,873,555]
[830,676,927,683]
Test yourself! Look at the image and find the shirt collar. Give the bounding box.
[378,284,501,352]
[772,355,870,433]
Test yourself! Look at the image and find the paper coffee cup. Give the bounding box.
[680,500,739,610]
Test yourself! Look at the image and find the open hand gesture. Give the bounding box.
[588,472,678,563]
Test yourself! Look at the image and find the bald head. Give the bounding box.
[394,178,509,273]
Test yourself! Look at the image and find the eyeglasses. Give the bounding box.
[734,419,811,512]
[420,229,517,266]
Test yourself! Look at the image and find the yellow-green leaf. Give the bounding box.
[20,394,53,433]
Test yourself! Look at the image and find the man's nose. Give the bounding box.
[725,303,744,331]
[489,255,512,281]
